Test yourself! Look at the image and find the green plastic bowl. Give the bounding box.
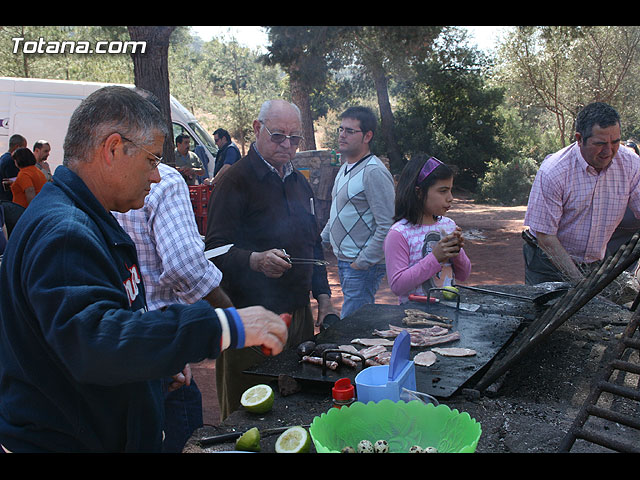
[309,400,481,453]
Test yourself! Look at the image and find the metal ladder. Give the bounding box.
[558,310,640,453]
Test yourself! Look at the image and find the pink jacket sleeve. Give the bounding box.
[384,229,442,296]
[384,228,472,297]
[451,247,472,282]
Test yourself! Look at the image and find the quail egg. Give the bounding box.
[373,439,389,453]
[357,439,374,453]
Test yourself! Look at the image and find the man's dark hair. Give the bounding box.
[576,102,621,142]
[175,133,190,145]
[340,106,377,139]
[33,140,49,151]
[9,134,26,151]
[213,128,231,143]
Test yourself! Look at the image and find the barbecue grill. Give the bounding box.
[248,302,522,399]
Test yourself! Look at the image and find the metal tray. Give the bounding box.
[247,302,522,399]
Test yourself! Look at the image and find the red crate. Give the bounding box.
[189,185,213,216]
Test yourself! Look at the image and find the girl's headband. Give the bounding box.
[417,157,443,184]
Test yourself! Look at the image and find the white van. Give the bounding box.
[0,76,217,175]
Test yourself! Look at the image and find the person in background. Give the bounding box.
[321,106,395,318]
[112,90,233,453]
[0,205,7,256]
[0,86,288,453]
[174,134,205,186]
[193,144,212,184]
[0,134,26,201]
[606,139,640,264]
[384,154,471,303]
[212,128,241,185]
[205,99,336,420]
[32,140,53,181]
[10,147,47,208]
[523,102,640,284]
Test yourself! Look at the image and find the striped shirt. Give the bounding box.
[113,162,222,311]
[525,142,640,263]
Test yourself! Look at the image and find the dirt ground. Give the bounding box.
[190,195,528,428]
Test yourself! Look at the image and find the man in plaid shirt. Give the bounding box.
[524,102,640,285]
[114,161,231,452]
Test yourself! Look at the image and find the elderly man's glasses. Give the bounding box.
[261,122,304,146]
[119,133,163,169]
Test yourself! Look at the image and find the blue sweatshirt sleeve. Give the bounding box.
[22,216,241,387]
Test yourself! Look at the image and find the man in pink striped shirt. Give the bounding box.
[524,102,640,284]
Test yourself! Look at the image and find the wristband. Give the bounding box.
[215,308,231,351]
[225,307,245,349]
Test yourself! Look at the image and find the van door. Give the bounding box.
[172,122,218,180]
[0,89,9,154]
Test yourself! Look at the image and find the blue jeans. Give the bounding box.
[161,376,203,453]
[337,261,387,318]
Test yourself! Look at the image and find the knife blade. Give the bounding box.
[198,424,311,447]
[204,244,234,260]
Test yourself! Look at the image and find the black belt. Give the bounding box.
[522,229,538,248]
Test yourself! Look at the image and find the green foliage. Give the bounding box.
[169,36,287,150]
[392,45,505,185]
[7,24,640,207]
[476,156,539,205]
[495,26,640,147]
[0,26,134,83]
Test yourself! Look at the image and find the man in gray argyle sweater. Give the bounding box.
[321,106,395,318]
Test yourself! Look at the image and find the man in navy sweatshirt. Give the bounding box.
[0,86,287,453]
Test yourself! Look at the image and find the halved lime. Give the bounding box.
[240,384,274,414]
[235,427,261,452]
[275,426,311,453]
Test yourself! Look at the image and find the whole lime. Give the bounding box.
[442,286,459,301]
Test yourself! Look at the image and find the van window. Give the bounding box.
[172,122,218,158]
[189,122,217,156]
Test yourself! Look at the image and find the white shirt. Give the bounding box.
[113,162,222,310]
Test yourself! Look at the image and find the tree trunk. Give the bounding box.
[127,26,176,166]
[290,71,316,152]
[370,61,404,172]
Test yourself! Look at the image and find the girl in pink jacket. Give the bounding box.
[384,155,471,303]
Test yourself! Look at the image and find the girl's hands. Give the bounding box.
[432,227,464,263]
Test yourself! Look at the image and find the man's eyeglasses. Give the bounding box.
[337,126,363,136]
[119,133,163,169]
[261,122,304,146]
